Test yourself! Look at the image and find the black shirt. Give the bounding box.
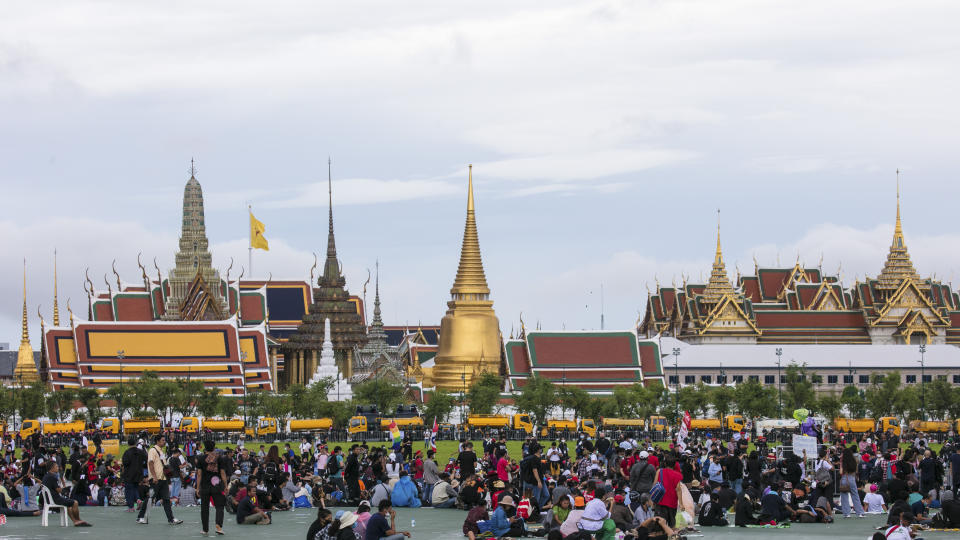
[236,495,256,523]
[122,447,147,483]
[521,454,541,484]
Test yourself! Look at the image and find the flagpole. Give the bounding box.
[248,205,253,278]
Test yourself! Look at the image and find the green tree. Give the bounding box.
[244,390,269,421]
[318,400,355,429]
[711,385,736,419]
[949,388,960,421]
[195,388,222,418]
[783,363,816,411]
[558,386,592,420]
[0,387,15,426]
[422,389,457,423]
[865,371,900,418]
[20,381,47,420]
[216,397,240,418]
[263,392,293,427]
[45,387,75,422]
[840,386,866,418]
[733,379,777,419]
[893,385,921,422]
[515,375,558,427]
[352,379,406,416]
[815,393,843,421]
[104,384,133,419]
[677,385,709,417]
[172,378,206,418]
[76,387,104,425]
[466,372,503,415]
[925,378,954,420]
[149,378,180,424]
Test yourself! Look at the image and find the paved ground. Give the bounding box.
[1,506,955,540]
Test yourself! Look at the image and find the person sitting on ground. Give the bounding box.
[864,484,887,513]
[610,493,634,531]
[698,491,728,526]
[463,500,489,540]
[178,480,197,506]
[307,507,333,540]
[759,483,795,523]
[354,501,372,539]
[559,496,587,537]
[364,500,411,540]
[431,472,458,509]
[321,510,360,540]
[734,489,758,527]
[578,497,617,540]
[236,480,270,525]
[910,490,933,525]
[484,495,524,538]
[887,495,912,527]
[389,471,421,508]
[883,511,916,540]
[932,490,960,528]
[41,461,92,526]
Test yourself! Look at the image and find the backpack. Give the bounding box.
[204,451,219,475]
[869,462,883,483]
[326,455,340,475]
[264,461,279,482]
[814,461,832,486]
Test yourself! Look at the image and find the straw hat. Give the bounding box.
[499,495,516,507]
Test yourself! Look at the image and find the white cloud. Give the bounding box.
[266,177,462,208]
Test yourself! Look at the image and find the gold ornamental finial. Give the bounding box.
[715,209,722,261]
[449,164,491,297]
[21,258,29,344]
[52,249,60,326]
[701,211,737,303]
[895,168,902,235]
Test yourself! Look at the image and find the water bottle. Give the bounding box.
[411,519,416,528]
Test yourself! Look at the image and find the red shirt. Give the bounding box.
[658,467,682,509]
[414,458,424,480]
[647,455,660,468]
[497,457,510,482]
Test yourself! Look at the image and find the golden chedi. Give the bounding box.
[432,165,501,391]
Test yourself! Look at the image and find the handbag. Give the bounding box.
[649,469,665,504]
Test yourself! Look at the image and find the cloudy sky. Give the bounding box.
[4,1,960,347]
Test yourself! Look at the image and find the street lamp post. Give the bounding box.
[918,343,926,421]
[461,368,466,433]
[775,347,783,418]
[117,350,125,435]
[561,367,566,420]
[672,347,681,418]
[240,351,248,429]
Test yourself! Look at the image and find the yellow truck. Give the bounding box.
[649,416,668,432]
[122,418,163,434]
[833,417,900,435]
[203,418,246,432]
[19,419,41,438]
[909,420,950,433]
[540,419,576,437]
[287,418,333,432]
[580,419,597,437]
[179,417,201,433]
[600,417,647,431]
[466,414,534,434]
[688,415,746,431]
[255,417,279,438]
[380,417,424,430]
[42,420,86,434]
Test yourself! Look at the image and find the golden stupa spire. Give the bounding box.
[52,249,60,326]
[701,209,737,303]
[15,258,40,383]
[877,169,924,292]
[450,164,491,297]
[21,259,28,345]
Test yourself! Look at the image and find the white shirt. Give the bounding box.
[863,493,885,513]
[300,442,311,454]
[883,524,911,540]
[547,448,561,462]
[386,463,401,479]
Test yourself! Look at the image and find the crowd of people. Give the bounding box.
[2,427,960,539]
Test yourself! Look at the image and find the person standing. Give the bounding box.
[839,446,865,518]
[655,455,683,528]
[345,444,362,504]
[197,439,228,536]
[137,435,183,525]
[456,441,477,480]
[121,435,146,512]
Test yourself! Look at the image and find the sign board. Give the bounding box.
[791,434,817,457]
[89,439,121,457]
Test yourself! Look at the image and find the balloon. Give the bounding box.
[793,408,809,422]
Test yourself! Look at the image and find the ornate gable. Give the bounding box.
[871,279,948,327]
[699,295,761,336]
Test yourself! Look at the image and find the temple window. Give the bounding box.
[193,257,198,268]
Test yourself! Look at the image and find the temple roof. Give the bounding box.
[700,222,737,304]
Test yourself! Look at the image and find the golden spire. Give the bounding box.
[877,169,924,292]
[450,164,491,297]
[16,258,40,383]
[701,209,737,303]
[21,259,28,344]
[52,249,60,326]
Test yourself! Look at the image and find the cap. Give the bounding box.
[639,451,649,459]
[574,496,585,507]
[614,494,624,503]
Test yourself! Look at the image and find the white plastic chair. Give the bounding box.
[39,485,68,527]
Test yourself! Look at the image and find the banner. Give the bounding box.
[388,419,402,447]
[792,434,818,458]
[429,417,438,452]
[677,410,691,451]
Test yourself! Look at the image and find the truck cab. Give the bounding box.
[878,417,901,436]
[579,419,597,437]
[98,417,120,435]
[179,416,200,433]
[20,419,40,438]
[649,416,667,431]
[512,414,533,434]
[725,415,745,432]
[348,416,369,434]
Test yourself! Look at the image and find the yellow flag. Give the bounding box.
[250,211,269,251]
